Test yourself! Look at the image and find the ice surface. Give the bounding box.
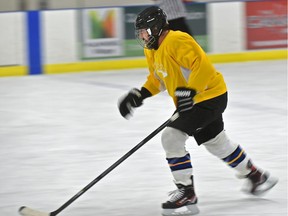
[0,60,287,216]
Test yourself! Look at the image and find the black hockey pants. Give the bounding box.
[168,92,228,145]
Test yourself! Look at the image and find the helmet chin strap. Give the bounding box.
[147,28,163,50]
[149,35,160,50]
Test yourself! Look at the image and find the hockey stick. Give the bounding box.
[19,113,179,216]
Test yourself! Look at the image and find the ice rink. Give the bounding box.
[0,60,287,216]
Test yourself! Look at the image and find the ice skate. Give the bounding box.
[162,183,199,216]
[242,165,278,196]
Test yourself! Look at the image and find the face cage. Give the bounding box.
[135,28,157,50]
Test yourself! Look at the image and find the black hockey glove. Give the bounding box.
[175,87,196,113]
[118,87,151,119]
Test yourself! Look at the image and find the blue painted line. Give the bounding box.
[27,11,42,75]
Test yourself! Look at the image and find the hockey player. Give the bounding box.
[118,6,278,216]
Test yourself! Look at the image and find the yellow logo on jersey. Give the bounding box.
[154,62,167,78]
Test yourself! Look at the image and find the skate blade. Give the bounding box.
[162,204,200,216]
[242,174,278,196]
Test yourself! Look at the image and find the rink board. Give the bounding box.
[0,49,286,77]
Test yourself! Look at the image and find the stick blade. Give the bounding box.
[19,206,50,216]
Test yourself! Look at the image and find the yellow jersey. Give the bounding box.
[142,30,227,106]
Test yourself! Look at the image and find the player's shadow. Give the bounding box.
[198,197,279,215]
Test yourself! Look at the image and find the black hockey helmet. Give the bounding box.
[135,6,169,50]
